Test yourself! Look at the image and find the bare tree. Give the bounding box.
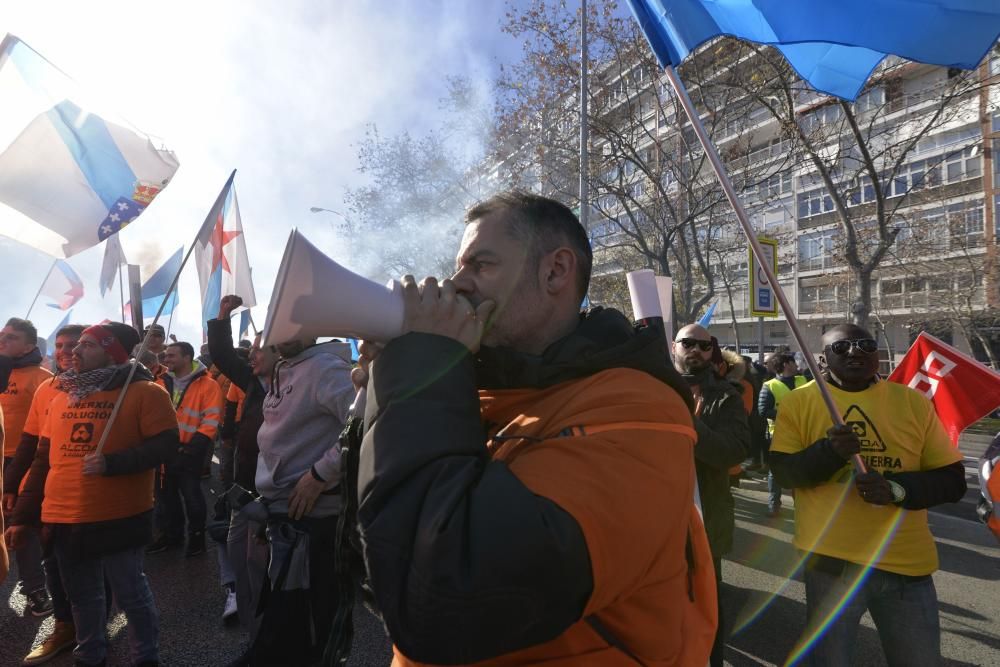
[343,78,494,281]
[724,46,990,329]
[493,1,795,326]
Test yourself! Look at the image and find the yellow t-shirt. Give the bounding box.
[771,380,961,576]
[43,381,177,524]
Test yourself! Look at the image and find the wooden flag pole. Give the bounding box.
[662,64,866,475]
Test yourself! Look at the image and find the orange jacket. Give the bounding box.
[0,365,52,457]
[172,368,224,445]
[1,405,8,585]
[392,367,716,666]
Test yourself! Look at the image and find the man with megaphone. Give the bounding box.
[355,191,716,666]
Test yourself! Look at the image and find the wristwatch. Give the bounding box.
[887,479,906,504]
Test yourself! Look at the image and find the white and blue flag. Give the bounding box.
[0,34,179,258]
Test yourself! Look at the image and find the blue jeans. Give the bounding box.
[803,554,940,666]
[767,471,782,508]
[42,555,72,622]
[55,541,159,665]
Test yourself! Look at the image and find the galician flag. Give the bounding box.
[40,259,84,310]
[888,332,1000,446]
[0,35,179,258]
[194,171,256,331]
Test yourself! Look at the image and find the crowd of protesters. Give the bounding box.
[0,191,979,666]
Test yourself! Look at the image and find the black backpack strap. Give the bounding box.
[585,615,646,666]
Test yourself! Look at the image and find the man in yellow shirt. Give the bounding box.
[770,324,966,666]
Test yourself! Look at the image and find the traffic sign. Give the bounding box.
[749,237,779,317]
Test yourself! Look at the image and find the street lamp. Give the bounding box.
[309,206,350,233]
[309,206,348,218]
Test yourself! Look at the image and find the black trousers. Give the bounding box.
[154,441,208,539]
[248,514,339,667]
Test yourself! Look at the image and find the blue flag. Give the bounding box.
[697,301,717,328]
[625,0,1000,100]
[239,310,251,341]
[141,246,182,316]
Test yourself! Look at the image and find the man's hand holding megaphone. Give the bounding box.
[400,276,495,353]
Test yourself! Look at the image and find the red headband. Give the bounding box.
[82,325,128,364]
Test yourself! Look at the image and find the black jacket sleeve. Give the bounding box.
[206,318,254,393]
[104,429,180,476]
[3,432,39,494]
[694,385,750,470]
[770,439,850,488]
[10,436,51,526]
[221,400,238,439]
[887,461,967,510]
[758,384,777,421]
[357,333,592,665]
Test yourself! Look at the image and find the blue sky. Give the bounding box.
[0,0,529,346]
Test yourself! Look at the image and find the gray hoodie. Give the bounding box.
[256,341,354,517]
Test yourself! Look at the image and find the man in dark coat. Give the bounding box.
[672,322,751,667]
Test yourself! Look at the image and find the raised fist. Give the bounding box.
[218,294,244,320]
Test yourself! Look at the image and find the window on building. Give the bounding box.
[948,201,985,249]
[799,284,839,314]
[798,230,836,270]
[763,208,786,232]
[879,278,903,309]
[941,146,982,184]
[855,87,885,115]
[799,104,842,134]
[798,188,836,219]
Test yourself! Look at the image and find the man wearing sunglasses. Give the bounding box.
[672,323,750,667]
[770,324,966,666]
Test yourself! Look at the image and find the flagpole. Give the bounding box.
[662,64,866,475]
[166,307,175,339]
[25,260,57,319]
[118,262,126,322]
[93,170,237,457]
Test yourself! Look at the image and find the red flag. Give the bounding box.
[888,332,1000,446]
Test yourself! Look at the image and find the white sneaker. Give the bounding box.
[222,589,238,623]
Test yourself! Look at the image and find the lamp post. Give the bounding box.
[309,206,350,233]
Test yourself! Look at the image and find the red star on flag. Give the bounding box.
[210,211,242,274]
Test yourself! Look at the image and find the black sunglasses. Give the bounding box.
[827,338,878,355]
[676,338,713,352]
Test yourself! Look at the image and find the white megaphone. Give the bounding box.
[261,229,404,347]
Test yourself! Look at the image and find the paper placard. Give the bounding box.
[627,269,661,321]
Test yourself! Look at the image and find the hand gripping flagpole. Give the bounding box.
[92,170,237,457]
[662,65,866,475]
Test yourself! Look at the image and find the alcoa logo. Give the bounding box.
[907,351,957,399]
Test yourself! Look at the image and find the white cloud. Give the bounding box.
[0,0,514,346]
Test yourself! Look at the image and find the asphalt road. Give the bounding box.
[1,538,394,667]
[3,437,998,666]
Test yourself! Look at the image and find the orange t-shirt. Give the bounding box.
[1,365,53,457]
[226,382,247,422]
[42,380,177,524]
[23,377,61,440]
